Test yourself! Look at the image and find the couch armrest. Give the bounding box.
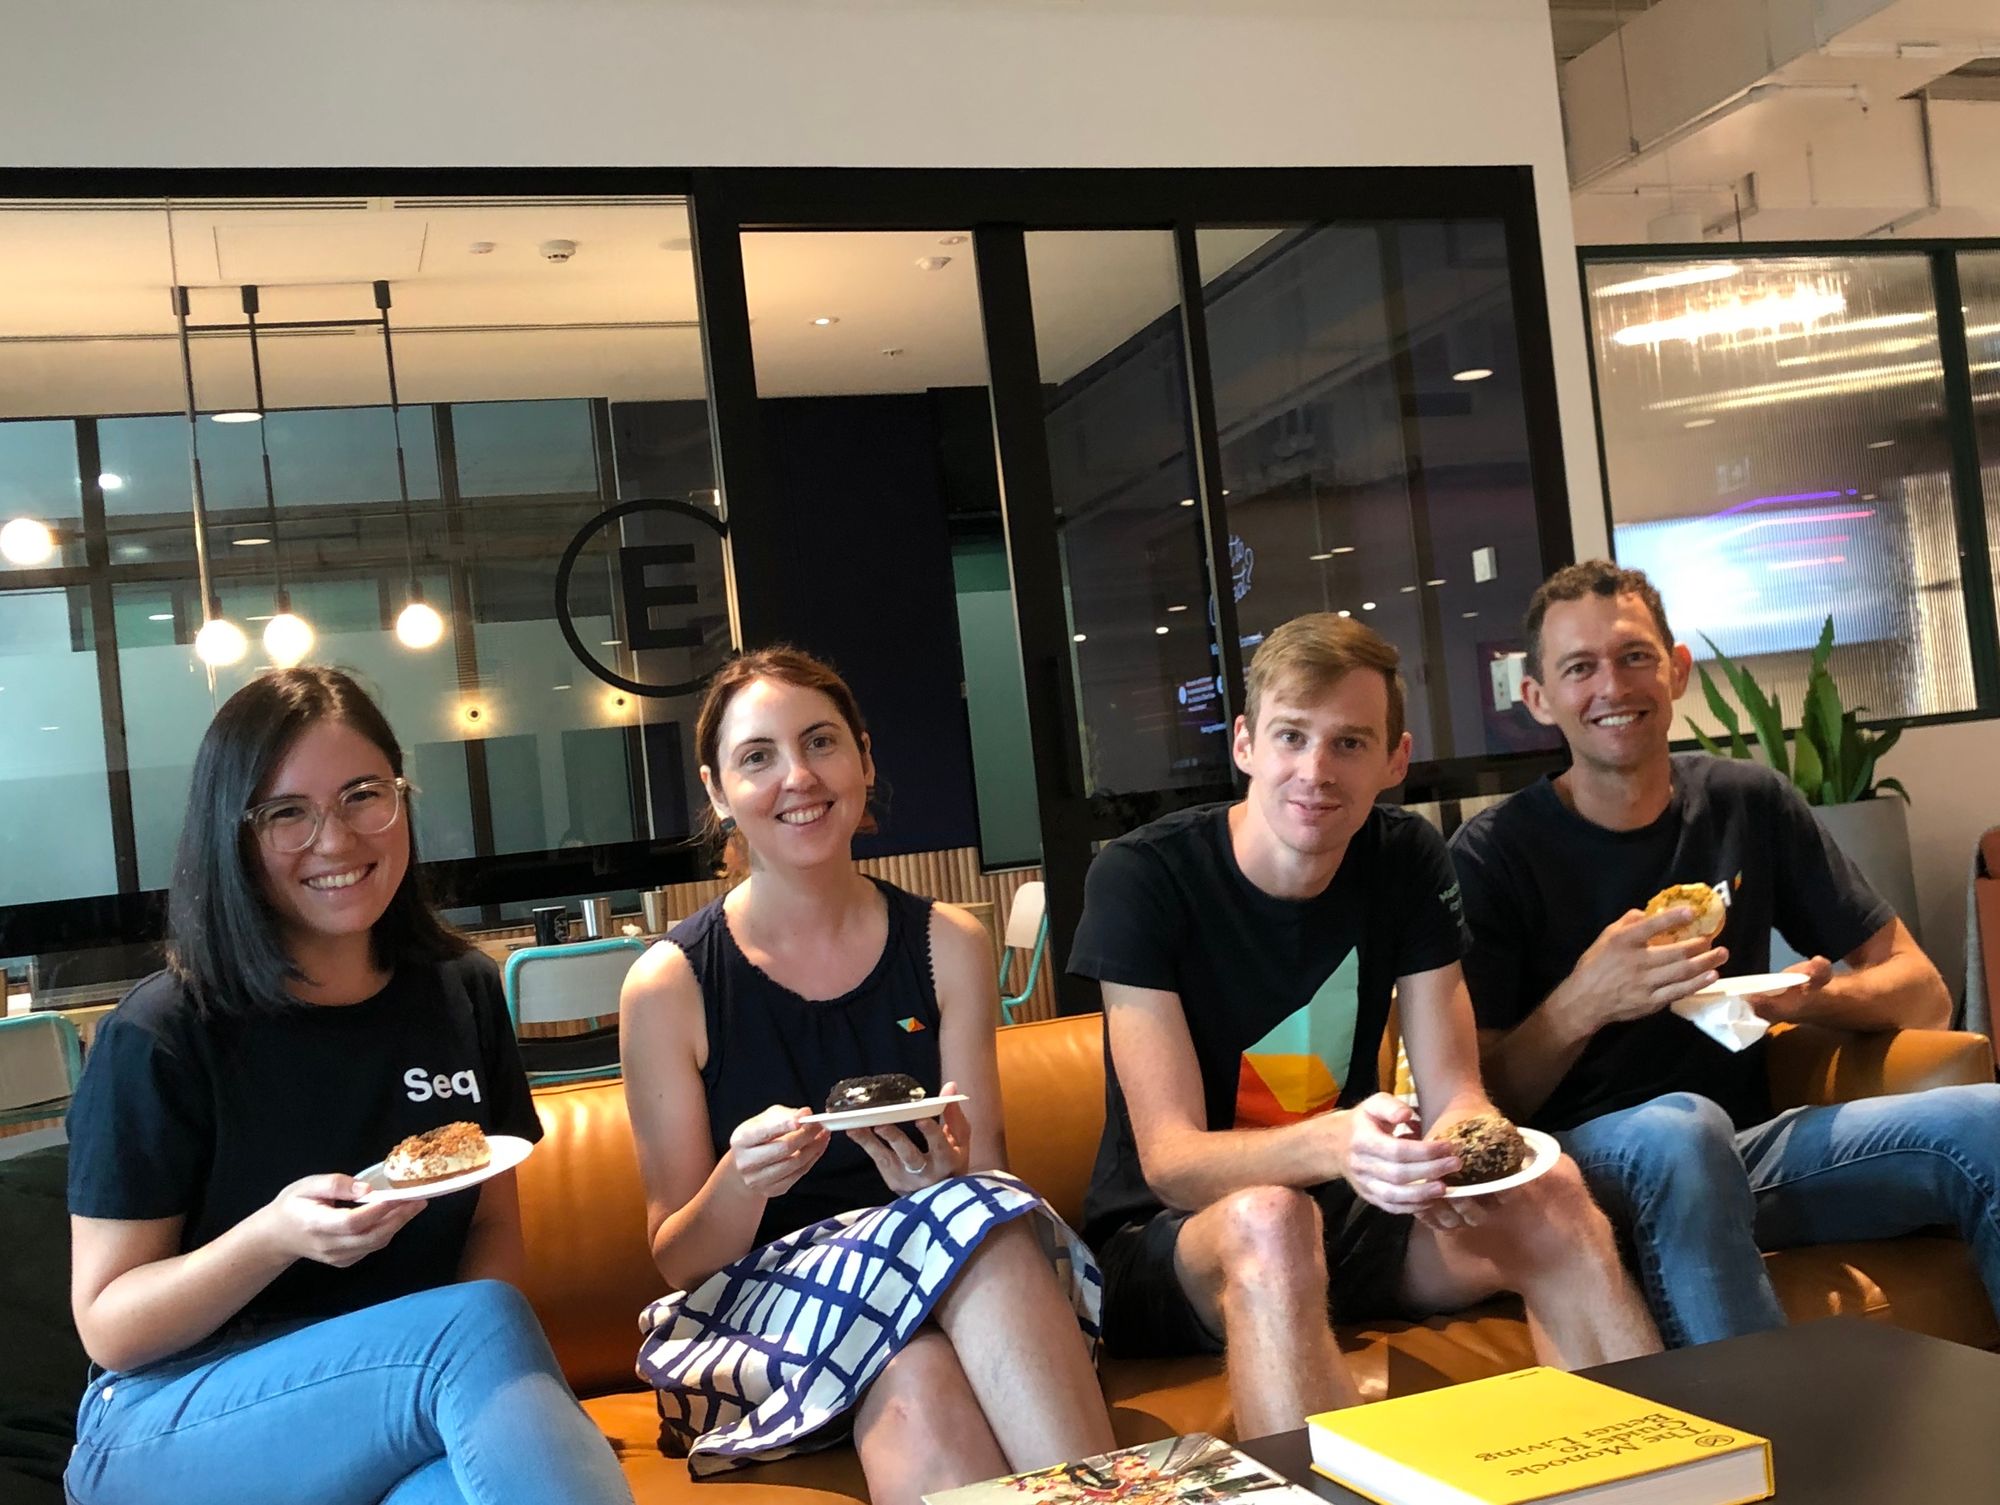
[1765,1023,1996,1109]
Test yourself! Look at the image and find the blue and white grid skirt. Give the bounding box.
[636,1171,1102,1476]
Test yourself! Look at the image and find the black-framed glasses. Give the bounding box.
[243,776,411,854]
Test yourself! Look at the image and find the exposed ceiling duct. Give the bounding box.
[1563,0,2000,241]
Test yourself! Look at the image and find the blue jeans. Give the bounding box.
[1557,1084,2000,1348]
[65,1280,632,1505]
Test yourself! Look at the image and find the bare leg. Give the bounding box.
[853,1329,1009,1505]
[929,1217,1116,1471]
[1400,1158,1661,1367]
[1174,1186,1361,1436]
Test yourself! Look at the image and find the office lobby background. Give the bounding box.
[3,0,1999,998]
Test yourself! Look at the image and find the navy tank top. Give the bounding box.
[671,877,944,1246]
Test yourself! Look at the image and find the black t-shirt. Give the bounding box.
[66,952,543,1327]
[1448,753,1893,1133]
[1068,802,1468,1246]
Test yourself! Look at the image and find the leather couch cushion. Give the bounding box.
[1766,1236,2000,1347]
[519,1079,667,1397]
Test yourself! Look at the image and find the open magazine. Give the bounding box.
[922,1433,1321,1505]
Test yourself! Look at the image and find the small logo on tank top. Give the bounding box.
[896,1017,926,1033]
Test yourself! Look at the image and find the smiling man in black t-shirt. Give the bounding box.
[1070,614,1658,1438]
[1451,559,2000,1347]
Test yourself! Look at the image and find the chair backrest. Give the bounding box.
[503,939,648,1028]
[0,1013,83,1116]
[1003,880,1047,951]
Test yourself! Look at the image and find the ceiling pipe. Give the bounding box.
[1862,92,1942,239]
[1574,81,1870,192]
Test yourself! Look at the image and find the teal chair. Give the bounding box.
[0,1011,84,1131]
[997,881,1048,1025]
[502,937,648,1085]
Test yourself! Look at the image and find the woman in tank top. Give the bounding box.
[621,648,1113,1503]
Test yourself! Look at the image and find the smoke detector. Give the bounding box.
[540,239,578,263]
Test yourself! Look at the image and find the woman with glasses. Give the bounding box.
[621,648,1113,1505]
[63,667,632,1505]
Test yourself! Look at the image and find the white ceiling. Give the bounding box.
[0,198,1272,419]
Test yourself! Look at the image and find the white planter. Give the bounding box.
[1770,795,1919,968]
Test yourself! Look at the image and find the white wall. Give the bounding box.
[1878,720,2000,1003]
[0,0,1608,555]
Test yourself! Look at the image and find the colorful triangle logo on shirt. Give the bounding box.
[1234,950,1359,1128]
[896,1016,926,1034]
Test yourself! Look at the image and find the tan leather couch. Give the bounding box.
[516,1014,2000,1505]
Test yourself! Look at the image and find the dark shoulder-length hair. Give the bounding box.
[167,666,466,1018]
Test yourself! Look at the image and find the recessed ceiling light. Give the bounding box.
[1221,488,1231,496]
[117,543,148,559]
[1362,601,1377,610]
[1462,611,1479,619]
[98,473,124,491]
[1452,368,1494,382]
[1154,625,1169,635]
[148,612,173,621]
[1332,545,1356,555]
[1167,604,1188,612]
[552,683,572,691]
[1337,609,1352,618]
[39,725,58,732]
[811,316,839,327]
[210,411,261,424]
[1400,585,1418,593]
[246,614,274,622]
[1310,552,1334,561]
[1683,418,1717,429]
[1072,632,1087,643]
[1867,439,1896,449]
[600,639,622,647]
[1426,578,1446,586]
[232,536,271,547]
[1179,498,1196,507]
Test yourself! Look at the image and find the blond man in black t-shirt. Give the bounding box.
[1070,614,1659,1437]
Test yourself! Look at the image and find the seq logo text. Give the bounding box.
[405,1067,483,1105]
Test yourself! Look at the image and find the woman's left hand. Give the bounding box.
[847,1081,972,1194]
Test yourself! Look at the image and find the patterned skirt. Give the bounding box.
[636,1171,1102,1476]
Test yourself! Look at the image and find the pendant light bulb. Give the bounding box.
[194,616,249,667]
[1,516,55,565]
[396,600,445,650]
[263,611,315,667]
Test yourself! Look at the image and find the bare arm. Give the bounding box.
[1397,962,1495,1132]
[72,1177,423,1373]
[1756,917,1951,1033]
[620,943,828,1292]
[1478,908,1724,1119]
[456,1172,526,1286]
[930,904,1008,1172]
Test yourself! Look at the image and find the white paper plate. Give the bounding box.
[353,1133,534,1202]
[803,1093,968,1131]
[1441,1126,1561,1200]
[1683,972,1810,1003]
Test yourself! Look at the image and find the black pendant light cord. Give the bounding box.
[242,284,290,612]
[170,284,219,622]
[375,279,423,604]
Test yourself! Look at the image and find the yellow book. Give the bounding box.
[1307,1366,1772,1505]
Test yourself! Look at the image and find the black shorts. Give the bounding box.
[1095,1181,1417,1359]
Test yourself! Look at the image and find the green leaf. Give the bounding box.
[1874,776,1912,804]
[1702,635,1788,777]
[1693,663,1749,759]
[1791,729,1823,800]
[1809,615,1835,680]
[1838,711,1868,802]
[1805,674,1847,790]
[1819,779,1838,806]
[1688,723,1725,758]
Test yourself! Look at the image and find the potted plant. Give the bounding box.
[1687,617,1919,946]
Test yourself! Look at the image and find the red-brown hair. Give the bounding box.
[694,646,876,878]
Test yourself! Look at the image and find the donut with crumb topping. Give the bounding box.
[384,1121,491,1186]
[1644,882,1727,947]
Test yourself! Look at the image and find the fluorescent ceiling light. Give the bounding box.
[210,411,261,424]
[1451,368,1493,382]
[232,536,271,546]
[1611,287,1846,348]
[98,473,124,491]
[1594,264,1739,297]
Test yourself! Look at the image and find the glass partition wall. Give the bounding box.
[1584,250,1988,734]
[1,170,1578,1012]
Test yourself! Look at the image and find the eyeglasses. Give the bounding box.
[243,776,411,854]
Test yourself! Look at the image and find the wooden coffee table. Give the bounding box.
[1241,1318,2000,1503]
